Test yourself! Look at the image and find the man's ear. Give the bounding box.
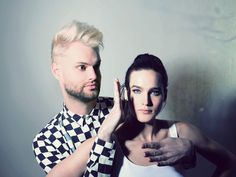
[51,62,61,80]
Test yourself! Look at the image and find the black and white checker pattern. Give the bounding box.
[84,138,115,176]
[32,97,115,176]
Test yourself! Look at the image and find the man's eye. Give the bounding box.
[132,89,141,94]
[78,65,87,71]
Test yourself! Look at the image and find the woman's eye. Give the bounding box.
[132,89,141,94]
[151,90,161,96]
[78,65,87,71]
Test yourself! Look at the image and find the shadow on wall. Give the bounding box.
[211,95,236,153]
[166,58,236,176]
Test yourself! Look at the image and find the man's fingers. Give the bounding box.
[147,152,180,166]
[149,156,167,162]
[145,150,163,157]
[113,78,121,104]
[142,142,161,149]
[155,159,177,166]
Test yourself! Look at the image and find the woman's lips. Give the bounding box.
[138,109,152,114]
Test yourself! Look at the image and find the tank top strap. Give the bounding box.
[168,123,178,138]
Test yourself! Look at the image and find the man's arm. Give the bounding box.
[45,137,115,177]
[33,130,116,177]
[83,137,115,176]
[45,138,93,177]
[32,135,67,174]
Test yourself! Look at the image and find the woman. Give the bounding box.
[111,53,236,177]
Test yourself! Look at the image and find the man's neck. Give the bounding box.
[64,97,97,115]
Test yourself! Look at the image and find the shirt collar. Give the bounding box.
[62,99,101,126]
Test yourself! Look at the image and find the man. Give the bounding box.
[32,20,195,177]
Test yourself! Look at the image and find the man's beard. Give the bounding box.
[65,86,100,103]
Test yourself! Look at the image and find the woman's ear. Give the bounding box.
[124,87,128,100]
[121,85,128,101]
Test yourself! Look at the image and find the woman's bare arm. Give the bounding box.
[177,122,236,177]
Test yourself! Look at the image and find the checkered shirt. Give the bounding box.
[32,97,115,177]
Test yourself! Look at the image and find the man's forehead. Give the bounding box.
[74,59,101,65]
[54,42,100,64]
[58,55,100,65]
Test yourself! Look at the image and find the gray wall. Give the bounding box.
[0,1,235,176]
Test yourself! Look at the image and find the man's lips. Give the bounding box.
[85,83,97,89]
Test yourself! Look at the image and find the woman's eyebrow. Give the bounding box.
[130,85,142,89]
[151,87,161,90]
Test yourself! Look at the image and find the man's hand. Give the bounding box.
[98,79,123,141]
[143,137,196,168]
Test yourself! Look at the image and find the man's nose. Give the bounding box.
[88,67,97,81]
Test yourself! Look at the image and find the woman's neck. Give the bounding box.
[134,124,154,142]
[124,119,169,142]
[125,119,156,142]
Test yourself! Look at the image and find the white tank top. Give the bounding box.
[112,124,185,177]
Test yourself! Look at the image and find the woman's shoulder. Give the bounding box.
[174,121,208,146]
[155,119,199,138]
[154,119,178,129]
[175,121,198,135]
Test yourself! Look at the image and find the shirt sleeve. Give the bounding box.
[33,131,116,176]
[32,133,67,174]
[83,137,116,177]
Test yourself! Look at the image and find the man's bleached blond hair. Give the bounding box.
[51,20,103,62]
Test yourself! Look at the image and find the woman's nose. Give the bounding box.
[142,94,152,106]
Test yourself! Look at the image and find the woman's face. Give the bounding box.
[129,69,164,123]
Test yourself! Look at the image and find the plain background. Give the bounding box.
[0,0,235,176]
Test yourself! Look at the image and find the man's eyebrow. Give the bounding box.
[75,59,101,66]
[75,62,89,65]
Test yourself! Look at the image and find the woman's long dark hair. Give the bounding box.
[123,53,168,124]
[116,54,169,155]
